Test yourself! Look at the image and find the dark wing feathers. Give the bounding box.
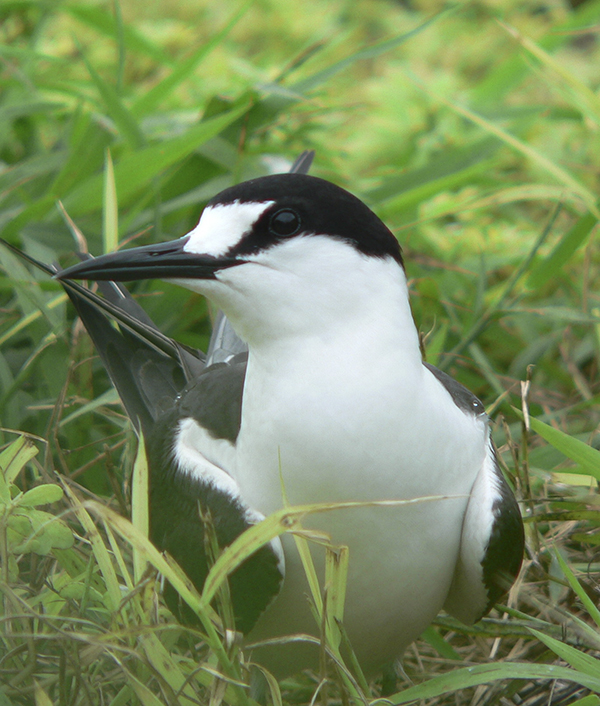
[1,151,315,632]
[147,415,282,633]
[0,236,278,634]
[423,362,485,416]
[178,354,247,442]
[482,456,524,609]
[289,149,315,175]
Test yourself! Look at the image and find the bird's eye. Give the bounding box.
[269,209,301,237]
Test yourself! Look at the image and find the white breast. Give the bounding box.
[229,284,486,674]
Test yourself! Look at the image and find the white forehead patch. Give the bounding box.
[183,200,274,257]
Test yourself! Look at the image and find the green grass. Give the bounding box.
[1,0,599,703]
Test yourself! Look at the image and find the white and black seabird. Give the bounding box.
[5,153,523,677]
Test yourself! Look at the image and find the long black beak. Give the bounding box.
[55,236,241,282]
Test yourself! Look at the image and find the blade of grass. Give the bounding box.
[325,544,348,646]
[76,38,145,150]
[528,212,598,289]
[553,550,600,629]
[511,408,600,481]
[103,149,119,254]
[570,697,600,706]
[368,137,500,216]
[50,112,113,198]
[132,0,254,117]
[0,247,65,330]
[61,484,123,614]
[421,626,462,660]
[0,436,38,486]
[530,629,600,677]
[131,436,149,584]
[292,7,455,94]
[440,203,562,369]
[113,0,125,94]
[201,496,456,609]
[96,503,249,702]
[65,4,171,65]
[471,0,600,106]
[389,662,600,703]
[64,102,250,216]
[140,633,205,706]
[499,21,600,127]
[406,71,599,218]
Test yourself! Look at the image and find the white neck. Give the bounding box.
[184,235,421,369]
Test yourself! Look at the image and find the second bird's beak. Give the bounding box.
[56,236,240,283]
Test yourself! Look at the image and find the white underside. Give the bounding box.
[172,235,499,675]
[443,441,502,624]
[237,355,487,674]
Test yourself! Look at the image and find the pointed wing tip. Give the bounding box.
[289,150,315,175]
[0,236,61,277]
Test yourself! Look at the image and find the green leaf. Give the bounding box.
[0,101,66,122]
[64,4,171,65]
[421,625,461,660]
[139,633,206,703]
[34,682,53,706]
[570,696,600,706]
[37,517,74,552]
[367,137,499,208]
[64,103,250,216]
[292,8,454,94]
[0,246,63,329]
[506,306,600,324]
[500,22,600,128]
[524,413,600,481]
[553,550,600,629]
[0,436,38,485]
[18,484,64,507]
[530,629,600,678]
[0,293,67,348]
[78,42,144,150]
[103,149,118,254]
[62,485,123,613]
[471,0,600,106]
[131,435,149,584]
[528,212,598,289]
[389,662,600,703]
[408,74,600,217]
[9,510,73,555]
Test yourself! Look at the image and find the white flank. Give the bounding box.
[443,439,503,624]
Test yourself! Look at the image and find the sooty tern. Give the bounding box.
[6,152,524,677]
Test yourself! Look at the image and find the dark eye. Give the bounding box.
[269,209,301,237]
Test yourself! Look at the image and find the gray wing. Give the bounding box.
[0,238,283,635]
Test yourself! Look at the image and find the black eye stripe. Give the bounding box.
[269,209,301,237]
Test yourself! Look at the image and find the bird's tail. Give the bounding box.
[0,239,204,436]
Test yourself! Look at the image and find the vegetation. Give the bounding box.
[1,0,599,703]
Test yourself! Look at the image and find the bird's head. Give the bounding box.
[57,173,406,344]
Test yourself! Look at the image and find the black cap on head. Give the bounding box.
[208,173,404,267]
